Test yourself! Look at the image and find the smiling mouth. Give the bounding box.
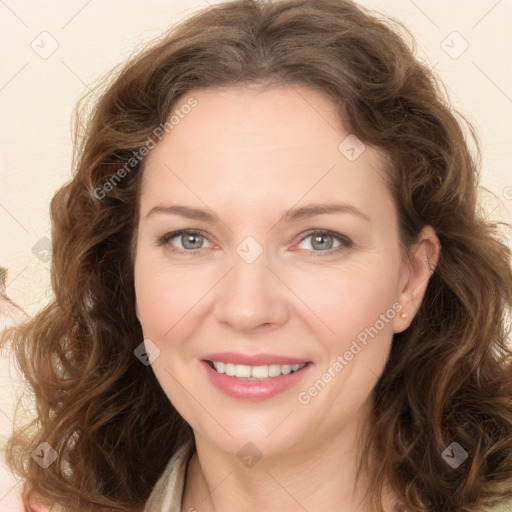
[206,360,308,379]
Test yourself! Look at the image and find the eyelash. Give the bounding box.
[156,229,353,258]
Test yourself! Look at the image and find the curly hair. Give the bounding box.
[2,0,512,511]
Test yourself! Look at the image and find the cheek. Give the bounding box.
[289,261,400,347]
[301,268,399,415]
[134,252,216,341]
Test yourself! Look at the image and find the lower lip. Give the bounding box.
[202,361,312,401]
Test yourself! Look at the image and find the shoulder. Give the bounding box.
[28,441,195,512]
[143,439,196,512]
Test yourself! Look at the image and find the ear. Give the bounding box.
[393,225,441,333]
[135,300,140,322]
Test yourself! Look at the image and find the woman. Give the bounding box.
[2,0,512,511]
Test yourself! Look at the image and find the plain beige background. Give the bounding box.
[1,0,511,509]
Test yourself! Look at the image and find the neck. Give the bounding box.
[181,410,397,512]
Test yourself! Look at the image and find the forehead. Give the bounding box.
[140,84,393,224]
[150,83,346,162]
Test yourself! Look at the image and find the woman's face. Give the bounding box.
[134,84,427,458]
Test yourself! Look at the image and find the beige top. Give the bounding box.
[144,443,512,512]
[143,440,195,512]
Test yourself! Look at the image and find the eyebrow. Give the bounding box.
[144,202,371,223]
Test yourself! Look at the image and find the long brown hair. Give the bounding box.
[2,1,512,510]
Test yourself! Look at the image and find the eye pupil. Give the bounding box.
[311,234,333,250]
[182,234,203,250]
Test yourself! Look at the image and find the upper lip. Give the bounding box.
[202,352,310,366]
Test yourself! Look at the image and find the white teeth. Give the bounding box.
[281,365,292,375]
[268,364,282,377]
[214,361,226,373]
[251,365,268,378]
[211,361,306,379]
[225,363,235,376]
[235,365,252,378]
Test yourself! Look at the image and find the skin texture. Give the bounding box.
[134,84,440,512]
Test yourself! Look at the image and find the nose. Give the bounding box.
[213,246,291,333]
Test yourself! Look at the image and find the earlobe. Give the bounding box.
[393,226,441,333]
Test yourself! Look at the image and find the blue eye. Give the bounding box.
[156,229,352,257]
[296,230,352,257]
[157,230,211,253]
